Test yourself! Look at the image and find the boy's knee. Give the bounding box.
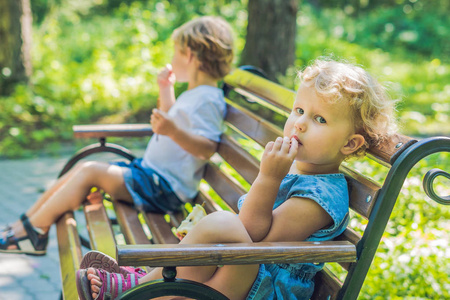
[75,161,104,181]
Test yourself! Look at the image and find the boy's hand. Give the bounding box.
[151,108,178,136]
[260,137,298,181]
[157,64,176,89]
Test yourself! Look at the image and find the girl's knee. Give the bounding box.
[194,211,250,243]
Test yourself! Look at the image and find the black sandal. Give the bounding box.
[0,213,48,256]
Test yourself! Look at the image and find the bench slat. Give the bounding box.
[84,202,117,258]
[113,201,150,245]
[224,68,295,114]
[225,102,283,147]
[193,192,226,214]
[368,133,417,166]
[340,165,381,219]
[117,241,356,267]
[56,212,82,300]
[203,163,247,212]
[143,212,179,244]
[217,135,260,184]
[311,267,343,300]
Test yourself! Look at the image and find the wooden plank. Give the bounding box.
[73,124,153,139]
[224,68,295,113]
[340,164,381,219]
[203,163,247,212]
[56,212,82,300]
[225,102,283,147]
[143,212,179,244]
[193,192,225,214]
[367,133,417,166]
[311,267,343,300]
[84,202,116,258]
[117,241,356,267]
[217,135,260,185]
[113,201,150,245]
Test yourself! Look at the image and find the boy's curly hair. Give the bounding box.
[299,58,398,157]
[172,16,234,80]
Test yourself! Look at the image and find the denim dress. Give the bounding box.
[237,173,349,300]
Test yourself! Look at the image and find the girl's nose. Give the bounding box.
[295,117,307,132]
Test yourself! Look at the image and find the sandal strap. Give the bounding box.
[96,269,138,299]
[20,215,48,251]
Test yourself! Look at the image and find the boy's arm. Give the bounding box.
[157,64,176,112]
[151,109,217,160]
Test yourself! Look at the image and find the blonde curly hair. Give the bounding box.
[299,58,398,156]
[172,16,234,80]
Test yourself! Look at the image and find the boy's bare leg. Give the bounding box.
[88,211,259,300]
[25,163,85,217]
[2,163,87,241]
[6,161,133,241]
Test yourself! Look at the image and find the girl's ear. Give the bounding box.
[341,134,365,156]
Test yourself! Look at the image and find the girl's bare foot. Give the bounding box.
[87,268,102,299]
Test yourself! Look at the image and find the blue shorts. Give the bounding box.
[111,158,183,214]
[247,263,323,300]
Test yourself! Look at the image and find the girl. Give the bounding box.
[0,16,234,256]
[77,58,397,300]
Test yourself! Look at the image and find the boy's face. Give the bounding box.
[171,43,190,82]
[284,83,357,167]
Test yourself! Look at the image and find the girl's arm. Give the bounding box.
[157,64,176,112]
[151,109,217,160]
[239,137,298,241]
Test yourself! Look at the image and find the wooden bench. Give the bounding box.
[55,66,450,300]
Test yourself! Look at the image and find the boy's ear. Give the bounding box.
[341,134,365,156]
[185,47,194,62]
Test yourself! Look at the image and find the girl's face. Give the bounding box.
[171,43,190,82]
[284,83,358,171]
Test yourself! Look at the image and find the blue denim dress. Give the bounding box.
[237,173,349,300]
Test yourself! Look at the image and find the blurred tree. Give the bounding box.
[0,0,32,95]
[241,0,298,81]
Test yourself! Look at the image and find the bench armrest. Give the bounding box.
[117,241,356,267]
[73,124,153,139]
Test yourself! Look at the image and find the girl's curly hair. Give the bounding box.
[299,58,398,157]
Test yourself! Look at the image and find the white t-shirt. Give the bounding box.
[142,85,226,202]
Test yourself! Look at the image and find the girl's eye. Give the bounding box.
[295,108,304,114]
[315,116,326,124]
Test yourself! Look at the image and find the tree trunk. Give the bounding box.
[0,0,33,96]
[241,0,298,82]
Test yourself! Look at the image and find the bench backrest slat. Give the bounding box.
[216,135,260,184]
[203,163,247,212]
[225,102,283,147]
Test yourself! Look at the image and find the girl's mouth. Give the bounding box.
[291,135,302,146]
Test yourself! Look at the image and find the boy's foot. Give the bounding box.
[0,214,48,255]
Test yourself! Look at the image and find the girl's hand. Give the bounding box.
[157,64,176,89]
[150,108,178,136]
[260,137,298,181]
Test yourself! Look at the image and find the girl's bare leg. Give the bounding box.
[88,211,260,300]
[6,161,133,241]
